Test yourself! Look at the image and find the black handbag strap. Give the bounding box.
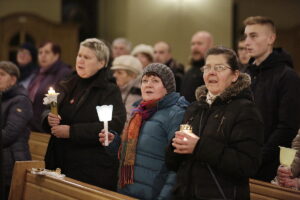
[207,164,228,200]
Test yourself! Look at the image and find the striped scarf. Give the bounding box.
[118,99,159,188]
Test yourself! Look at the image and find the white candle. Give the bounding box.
[104,121,109,146]
[96,105,113,146]
[46,87,59,115]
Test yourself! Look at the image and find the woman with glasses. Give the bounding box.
[166,46,264,200]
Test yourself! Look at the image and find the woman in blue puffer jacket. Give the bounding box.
[100,63,189,200]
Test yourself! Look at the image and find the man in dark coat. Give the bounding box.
[244,16,300,182]
[180,31,214,103]
[153,41,185,92]
[237,35,250,72]
[28,41,72,132]
[0,61,33,199]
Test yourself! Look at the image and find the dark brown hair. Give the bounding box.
[39,41,61,56]
[205,46,240,71]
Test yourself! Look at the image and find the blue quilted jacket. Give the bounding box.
[119,92,189,200]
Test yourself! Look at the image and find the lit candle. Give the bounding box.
[179,124,197,141]
[47,87,59,115]
[48,87,56,95]
[96,105,113,146]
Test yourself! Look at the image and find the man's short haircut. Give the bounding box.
[155,41,172,53]
[80,38,110,67]
[243,16,276,34]
[39,41,61,56]
[112,37,132,52]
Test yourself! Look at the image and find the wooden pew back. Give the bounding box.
[9,161,137,200]
[28,132,50,160]
[27,133,300,199]
[250,178,300,200]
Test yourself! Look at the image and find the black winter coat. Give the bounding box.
[2,84,33,186]
[166,74,264,200]
[44,68,126,191]
[246,48,300,182]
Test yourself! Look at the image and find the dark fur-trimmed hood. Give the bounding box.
[195,73,252,103]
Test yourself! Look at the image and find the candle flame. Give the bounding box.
[48,87,56,95]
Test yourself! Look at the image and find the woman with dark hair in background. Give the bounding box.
[15,42,38,89]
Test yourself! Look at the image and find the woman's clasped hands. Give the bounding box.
[48,113,70,138]
[277,166,299,189]
[172,131,200,154]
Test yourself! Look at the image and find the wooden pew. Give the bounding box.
[250,178,300,200]
[28,132,50,160]
[10,161,300,200]
[9,161,137,200]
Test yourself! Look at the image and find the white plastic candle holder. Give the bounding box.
[96,105,113,146]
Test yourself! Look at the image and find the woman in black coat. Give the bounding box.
[0,61,33,199]
[166,47,264,200]
[44,38,126,191]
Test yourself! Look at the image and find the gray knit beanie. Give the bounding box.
[142,63,176,93]
[0,61,20,79]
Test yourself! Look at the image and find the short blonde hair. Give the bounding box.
[243,16,276,34]
[80,38,110,67]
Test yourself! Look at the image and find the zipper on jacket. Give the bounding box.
[217,116,226,135]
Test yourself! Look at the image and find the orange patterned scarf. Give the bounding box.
[118,99,159,188]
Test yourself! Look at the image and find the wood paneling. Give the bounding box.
[0,12,78,67]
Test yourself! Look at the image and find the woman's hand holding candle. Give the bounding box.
[99,129,114,146]
[48,113,61,127]
[172,131,200,154]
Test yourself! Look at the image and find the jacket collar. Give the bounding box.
[195,73,252,103]
[60,67,109,91]
[248,48,293,73]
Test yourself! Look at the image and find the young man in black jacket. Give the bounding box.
[244,16,300,182]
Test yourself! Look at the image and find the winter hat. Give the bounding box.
[0,61,20,79]
[111,55,143,75]
[142,63,176,93]
[20,42,37,62]
[131,44,154,61]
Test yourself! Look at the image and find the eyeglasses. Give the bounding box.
[201,65,232,73]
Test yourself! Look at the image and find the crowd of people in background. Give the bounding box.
[1,15,300,200]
